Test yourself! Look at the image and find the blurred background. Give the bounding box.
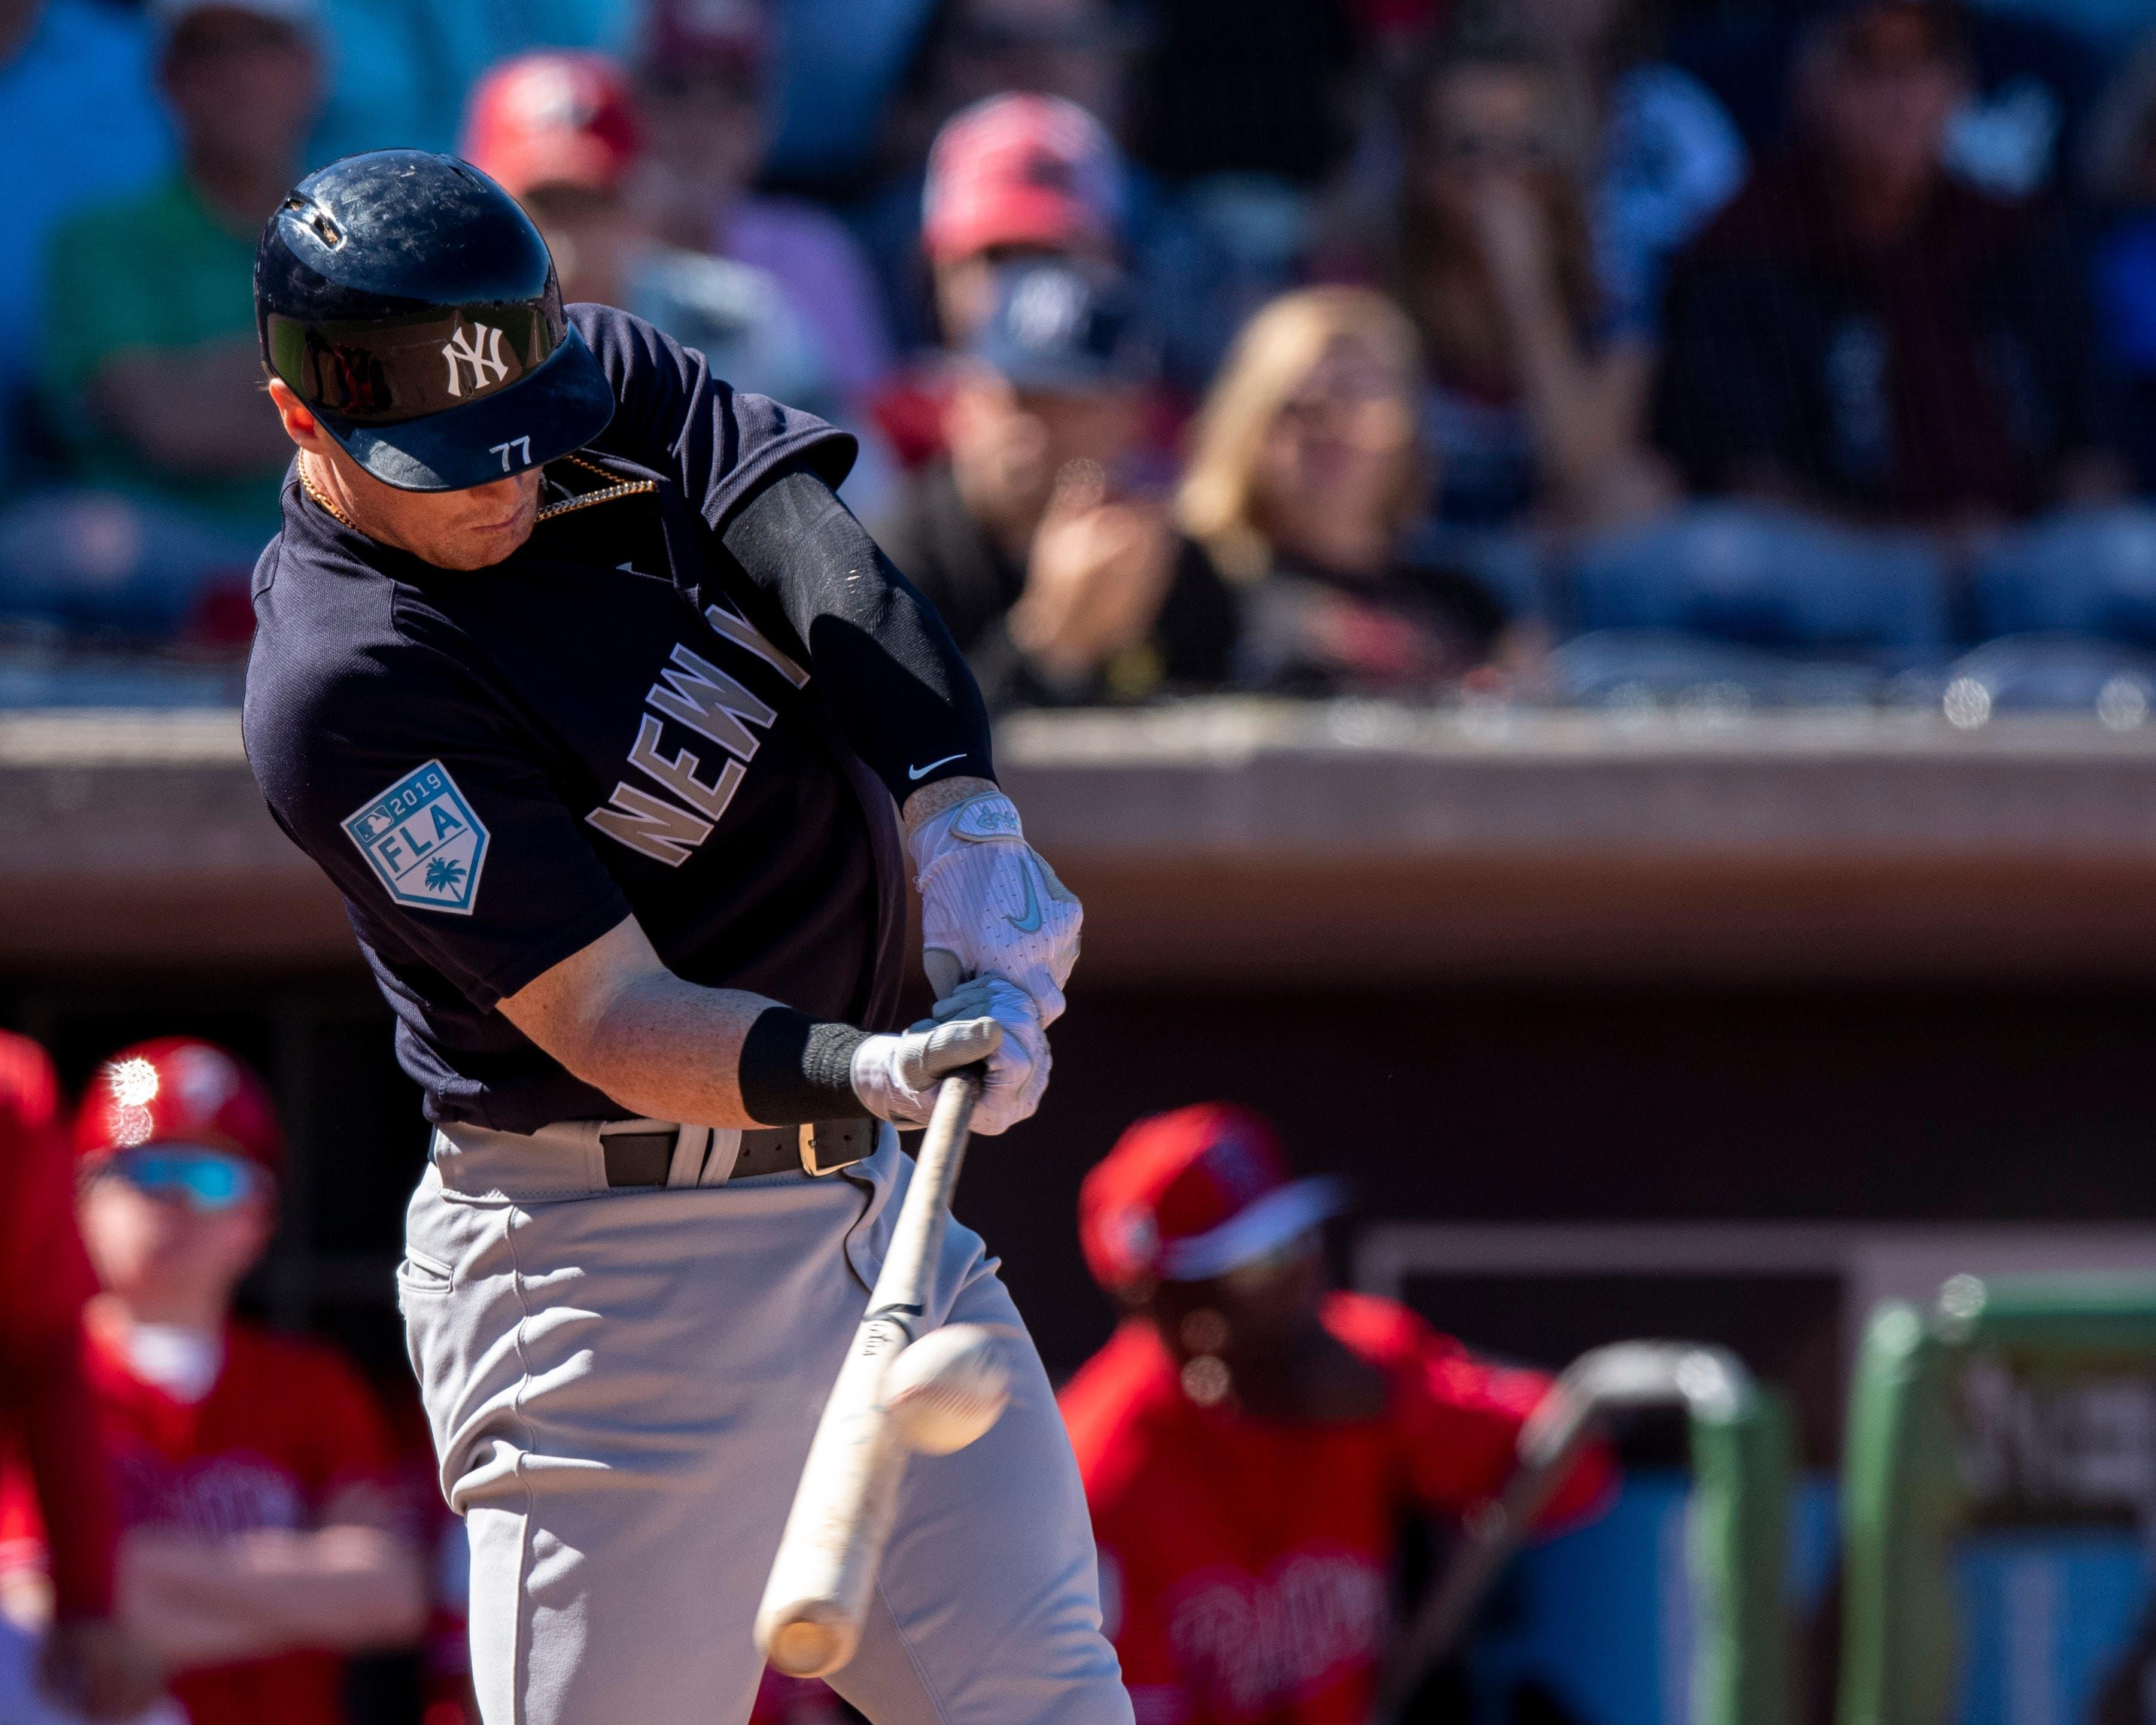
[4,0,2156,1719]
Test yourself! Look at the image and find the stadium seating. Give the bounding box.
[1969,504,2156,645]
[1547,505,1948,706]
[1547,629,1887,709]
[1566,503,1949,658]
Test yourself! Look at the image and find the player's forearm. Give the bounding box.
[500,915,871,1128]
[720,467,995,800]
[122,1526,427,1666]
[503,902,1030,1131]
[563,968,785,1126]
[507,947,771,1127]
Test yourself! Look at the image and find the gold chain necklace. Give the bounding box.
[536,454,657,521]
[299,450,653,532]
[297,452,358,529]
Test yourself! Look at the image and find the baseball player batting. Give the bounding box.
[240,151,1117,1725]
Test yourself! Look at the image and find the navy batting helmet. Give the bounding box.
[254,150,615,491]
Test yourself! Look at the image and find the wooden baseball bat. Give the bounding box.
[754,1070,982,1679]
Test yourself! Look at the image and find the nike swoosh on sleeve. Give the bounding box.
[907,752,967,781]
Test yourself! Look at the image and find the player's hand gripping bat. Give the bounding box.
[755,1060,1005,1678]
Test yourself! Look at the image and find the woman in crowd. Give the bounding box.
[1391,27,1674,530]
[1178,285,1513,698]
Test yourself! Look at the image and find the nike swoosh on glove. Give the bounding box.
[910,792,1082,1028]
[850,1013,1005,1129]
[922,974,1048,1135]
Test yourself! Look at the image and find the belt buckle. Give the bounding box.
[799,1118,873,1177]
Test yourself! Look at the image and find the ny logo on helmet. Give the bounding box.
[441,321,510,398]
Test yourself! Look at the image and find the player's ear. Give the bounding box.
[264,376,326,451]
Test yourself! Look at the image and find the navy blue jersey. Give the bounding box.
[244,306,917,1131]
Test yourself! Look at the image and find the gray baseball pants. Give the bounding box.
[399,1120,1130,1725]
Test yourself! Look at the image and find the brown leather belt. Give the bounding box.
[598,1118,876,1188]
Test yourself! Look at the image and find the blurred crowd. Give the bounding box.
[8,0,2156,716]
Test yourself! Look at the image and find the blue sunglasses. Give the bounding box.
[101,1147,260,1212]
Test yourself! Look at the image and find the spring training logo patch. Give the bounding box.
[342,761,488,915]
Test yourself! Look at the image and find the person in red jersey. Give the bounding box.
[1060,1103,1615,1725]
[0,1037,427,1725]
[0,1031,162,1721]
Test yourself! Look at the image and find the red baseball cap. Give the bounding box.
[463,51,643,200]
[1079,1104,1346,1290]
[74,1038,284,1176]
[922,93,1119,266]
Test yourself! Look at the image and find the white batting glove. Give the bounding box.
[910,792,1082,1028]
[851,1012,1004,1130]
[923,975,1048,1135]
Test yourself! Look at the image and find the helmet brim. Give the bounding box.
[312,325,616,492]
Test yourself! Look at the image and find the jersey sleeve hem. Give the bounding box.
[696,424,857,535]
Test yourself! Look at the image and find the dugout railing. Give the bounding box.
[1839,1275,2156,1725]
[1376,1340,1796,1725]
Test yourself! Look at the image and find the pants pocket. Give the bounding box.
[396,1247,454,1389]
[396,1243,455,1305]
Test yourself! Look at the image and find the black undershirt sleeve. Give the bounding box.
[719,463,995,802]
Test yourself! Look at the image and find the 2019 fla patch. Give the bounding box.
[342,760,489,915]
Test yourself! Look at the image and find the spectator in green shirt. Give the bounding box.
[39,0,323,541]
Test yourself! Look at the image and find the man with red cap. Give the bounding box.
[858,90,1130,472]
[0,1038,427,1725]
[920,93,1123,349]
[1060,1104,1614,1725]
[460,51,831,419]
[0,1031,160,1720]
[873,256,1239,713]
[459,48,898,515]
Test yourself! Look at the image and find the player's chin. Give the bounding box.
[434,509,538,570]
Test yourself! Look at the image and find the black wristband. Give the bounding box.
[738,1007,869,1125]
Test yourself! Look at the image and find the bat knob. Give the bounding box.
[761,1608,854,1680]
